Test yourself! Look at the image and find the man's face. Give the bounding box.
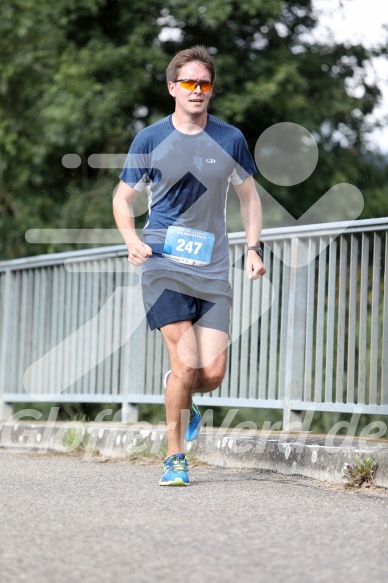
[168,61,213,117]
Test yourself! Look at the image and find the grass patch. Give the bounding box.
[61,414,98,454]
[343,455,377,489]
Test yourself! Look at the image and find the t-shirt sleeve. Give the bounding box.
[230,131,257,185]
[119,132,151,191]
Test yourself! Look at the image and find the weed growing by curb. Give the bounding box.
[61,415,98,454]
[343,455,377,489]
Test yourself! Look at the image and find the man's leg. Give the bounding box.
[161,321,228,456]
[189,324,229,393]
[161,320,197,457]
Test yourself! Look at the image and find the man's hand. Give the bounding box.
[127,241,153,266]
[246,250,266,280]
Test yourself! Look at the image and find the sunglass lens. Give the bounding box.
[180,80,197,90]
[179,80,213,91]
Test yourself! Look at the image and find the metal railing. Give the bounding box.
[1,218,388,426]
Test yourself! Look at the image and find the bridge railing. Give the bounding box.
[1,217,388,427]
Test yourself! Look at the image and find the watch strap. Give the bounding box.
[247,245,263,257]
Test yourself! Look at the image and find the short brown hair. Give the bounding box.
[166,45,216,84]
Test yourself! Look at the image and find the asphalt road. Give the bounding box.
[0,449,387,583]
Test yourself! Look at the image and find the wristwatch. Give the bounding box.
[247,245,263,258]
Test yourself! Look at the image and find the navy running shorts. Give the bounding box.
[141,269,232,333]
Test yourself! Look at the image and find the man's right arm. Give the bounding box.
[112,180,152,266]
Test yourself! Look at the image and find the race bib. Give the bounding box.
[163,226,215,266]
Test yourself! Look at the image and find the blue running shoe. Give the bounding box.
[185,401,201,441]
[159,453,190,486]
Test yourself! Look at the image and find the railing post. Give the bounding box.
[121,275,147,413]
[0,270,15,420]
[282,238,309,430]
[120,403,139,424]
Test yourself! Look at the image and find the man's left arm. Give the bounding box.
[235,175,266,280]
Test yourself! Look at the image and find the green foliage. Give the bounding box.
[1,0,388,259]
[61,413,91,452]
[343,455,377,489]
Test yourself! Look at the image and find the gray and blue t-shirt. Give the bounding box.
[119,114,256,281]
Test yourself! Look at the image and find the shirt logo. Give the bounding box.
[206,158,216,163]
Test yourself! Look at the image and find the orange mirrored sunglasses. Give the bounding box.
[174,79,214,92]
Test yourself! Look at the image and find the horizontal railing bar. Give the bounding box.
[6,393,388,415]
[2,393,165,404]
[3,400,388,419]
[3,393,285,410]
[0,245,128,272]
[230,217,388,243]
[291,401,388,415]
[2,217,388,272]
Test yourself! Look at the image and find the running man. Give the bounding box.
[113,45,266,486]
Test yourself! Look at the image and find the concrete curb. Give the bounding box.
[1,421,388,488]
[191,431,388,488]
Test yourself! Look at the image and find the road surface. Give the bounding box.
[0,449,387,583]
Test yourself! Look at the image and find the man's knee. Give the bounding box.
[170,365,197,387]
[198,367,226,391]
